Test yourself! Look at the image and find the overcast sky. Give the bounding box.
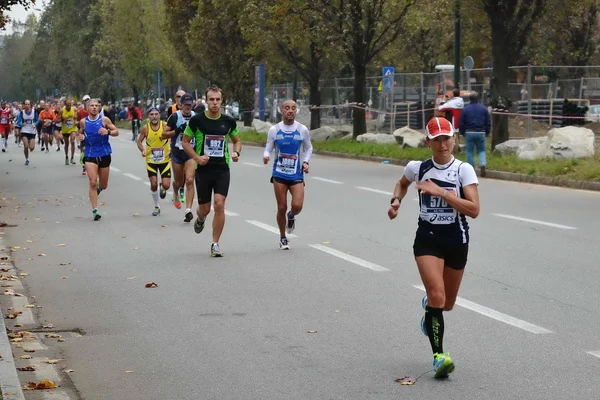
[3,2,46,34]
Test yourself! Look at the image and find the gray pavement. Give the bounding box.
[0,132,599,400]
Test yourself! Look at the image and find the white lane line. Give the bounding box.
[110,166,121,172]
[492,213,577,230]
[413,285,553,334]
[587,351,600,359]
[355,186,393,196]
[246,220,298,238]
[310,244,390,272]
[243,162,264,168]
[123,173,143,181]
[312,177,344,184]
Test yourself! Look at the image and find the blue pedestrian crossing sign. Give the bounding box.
[382,67,395,92]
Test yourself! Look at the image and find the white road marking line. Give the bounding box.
[312,177,343,184]
[246,220,298,238]
[243,162,263,168]
[492,213,577,230]
[355,186,393,196]
[413,285,553,334]
[123,173,142,181]
[109,166,121,172]
[310,244,390,272]
[586,351,600,359]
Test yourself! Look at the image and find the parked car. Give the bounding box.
[585,104,600,122]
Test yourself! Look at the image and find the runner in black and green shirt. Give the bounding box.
[182,85,242,257]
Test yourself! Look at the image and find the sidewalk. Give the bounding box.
[0,221,79,399]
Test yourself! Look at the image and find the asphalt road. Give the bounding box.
[0,130,600,400]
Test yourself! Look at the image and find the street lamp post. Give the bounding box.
[453,0,461,90]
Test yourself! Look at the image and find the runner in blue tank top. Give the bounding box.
[263,99,313,250]
[77,98,119,221]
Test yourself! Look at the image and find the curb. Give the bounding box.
[0,238,26,400]
[241,141,600,192]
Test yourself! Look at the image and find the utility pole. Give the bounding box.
[453,0,461,89]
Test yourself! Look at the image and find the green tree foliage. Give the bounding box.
[241,0,345,129]
[0,14,37,100]
[0,0,35,30]
[179,0,256,125]
[312,0,417,137]
[481,0,548,149]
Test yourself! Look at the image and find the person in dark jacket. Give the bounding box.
[458,91,491,177]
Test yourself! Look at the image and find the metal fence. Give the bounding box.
[264,65,600,136]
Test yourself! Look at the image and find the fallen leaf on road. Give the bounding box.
[9,338,23,342]
[57,338,65,342]
[23,348,35,353]
[26,240,33,243]
[45,334,62,339]
[396,376,416,385]
[24,379,57,390]
[23,305,35,308]
[59,262,71,266]
[38,254,46,257]
[161,225,167,227]
[20,272,29,277]
[132,213,140,217]
[14,324,23,327]
[12,246,20,250]
[145,282,158,288]
[63,369,74,373]
[100,202,105,206]
[45,359,63,364]
[18,355,32,360]
[61,276,68,280]
[17,366,37,371]
[121,236,127,239]
[42,324,54,329]
[34,218,40,221]
[0,268,9,272]
[307,330,318,334]
[125,370,134,373]
[57,244,66,247]
[127,277,136,280]
[322,241,331,244]
[14,293,24,297]
[7,312,22,319]
[26,258,33,260]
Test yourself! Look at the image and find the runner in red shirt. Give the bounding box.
[0,102,12,152]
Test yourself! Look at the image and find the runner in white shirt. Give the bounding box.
[387,117,480,379]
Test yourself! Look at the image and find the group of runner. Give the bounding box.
[1,97,90,168]
[3,86,482,380]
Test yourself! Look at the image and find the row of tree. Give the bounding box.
[0,0,599,145]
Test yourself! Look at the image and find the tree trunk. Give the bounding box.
[490,25,510,151]
[352,63,367,139]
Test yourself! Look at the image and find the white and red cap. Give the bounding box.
[426,117,454,139]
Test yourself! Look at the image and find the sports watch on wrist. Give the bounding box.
[390,196,401,204]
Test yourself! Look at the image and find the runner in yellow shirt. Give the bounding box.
[137,107,172,216]
[60,99,78,165]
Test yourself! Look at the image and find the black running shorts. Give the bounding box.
[195,168,230,205]
[413,234,469,270]
[270,176,305,187]
[83,154,111,169]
